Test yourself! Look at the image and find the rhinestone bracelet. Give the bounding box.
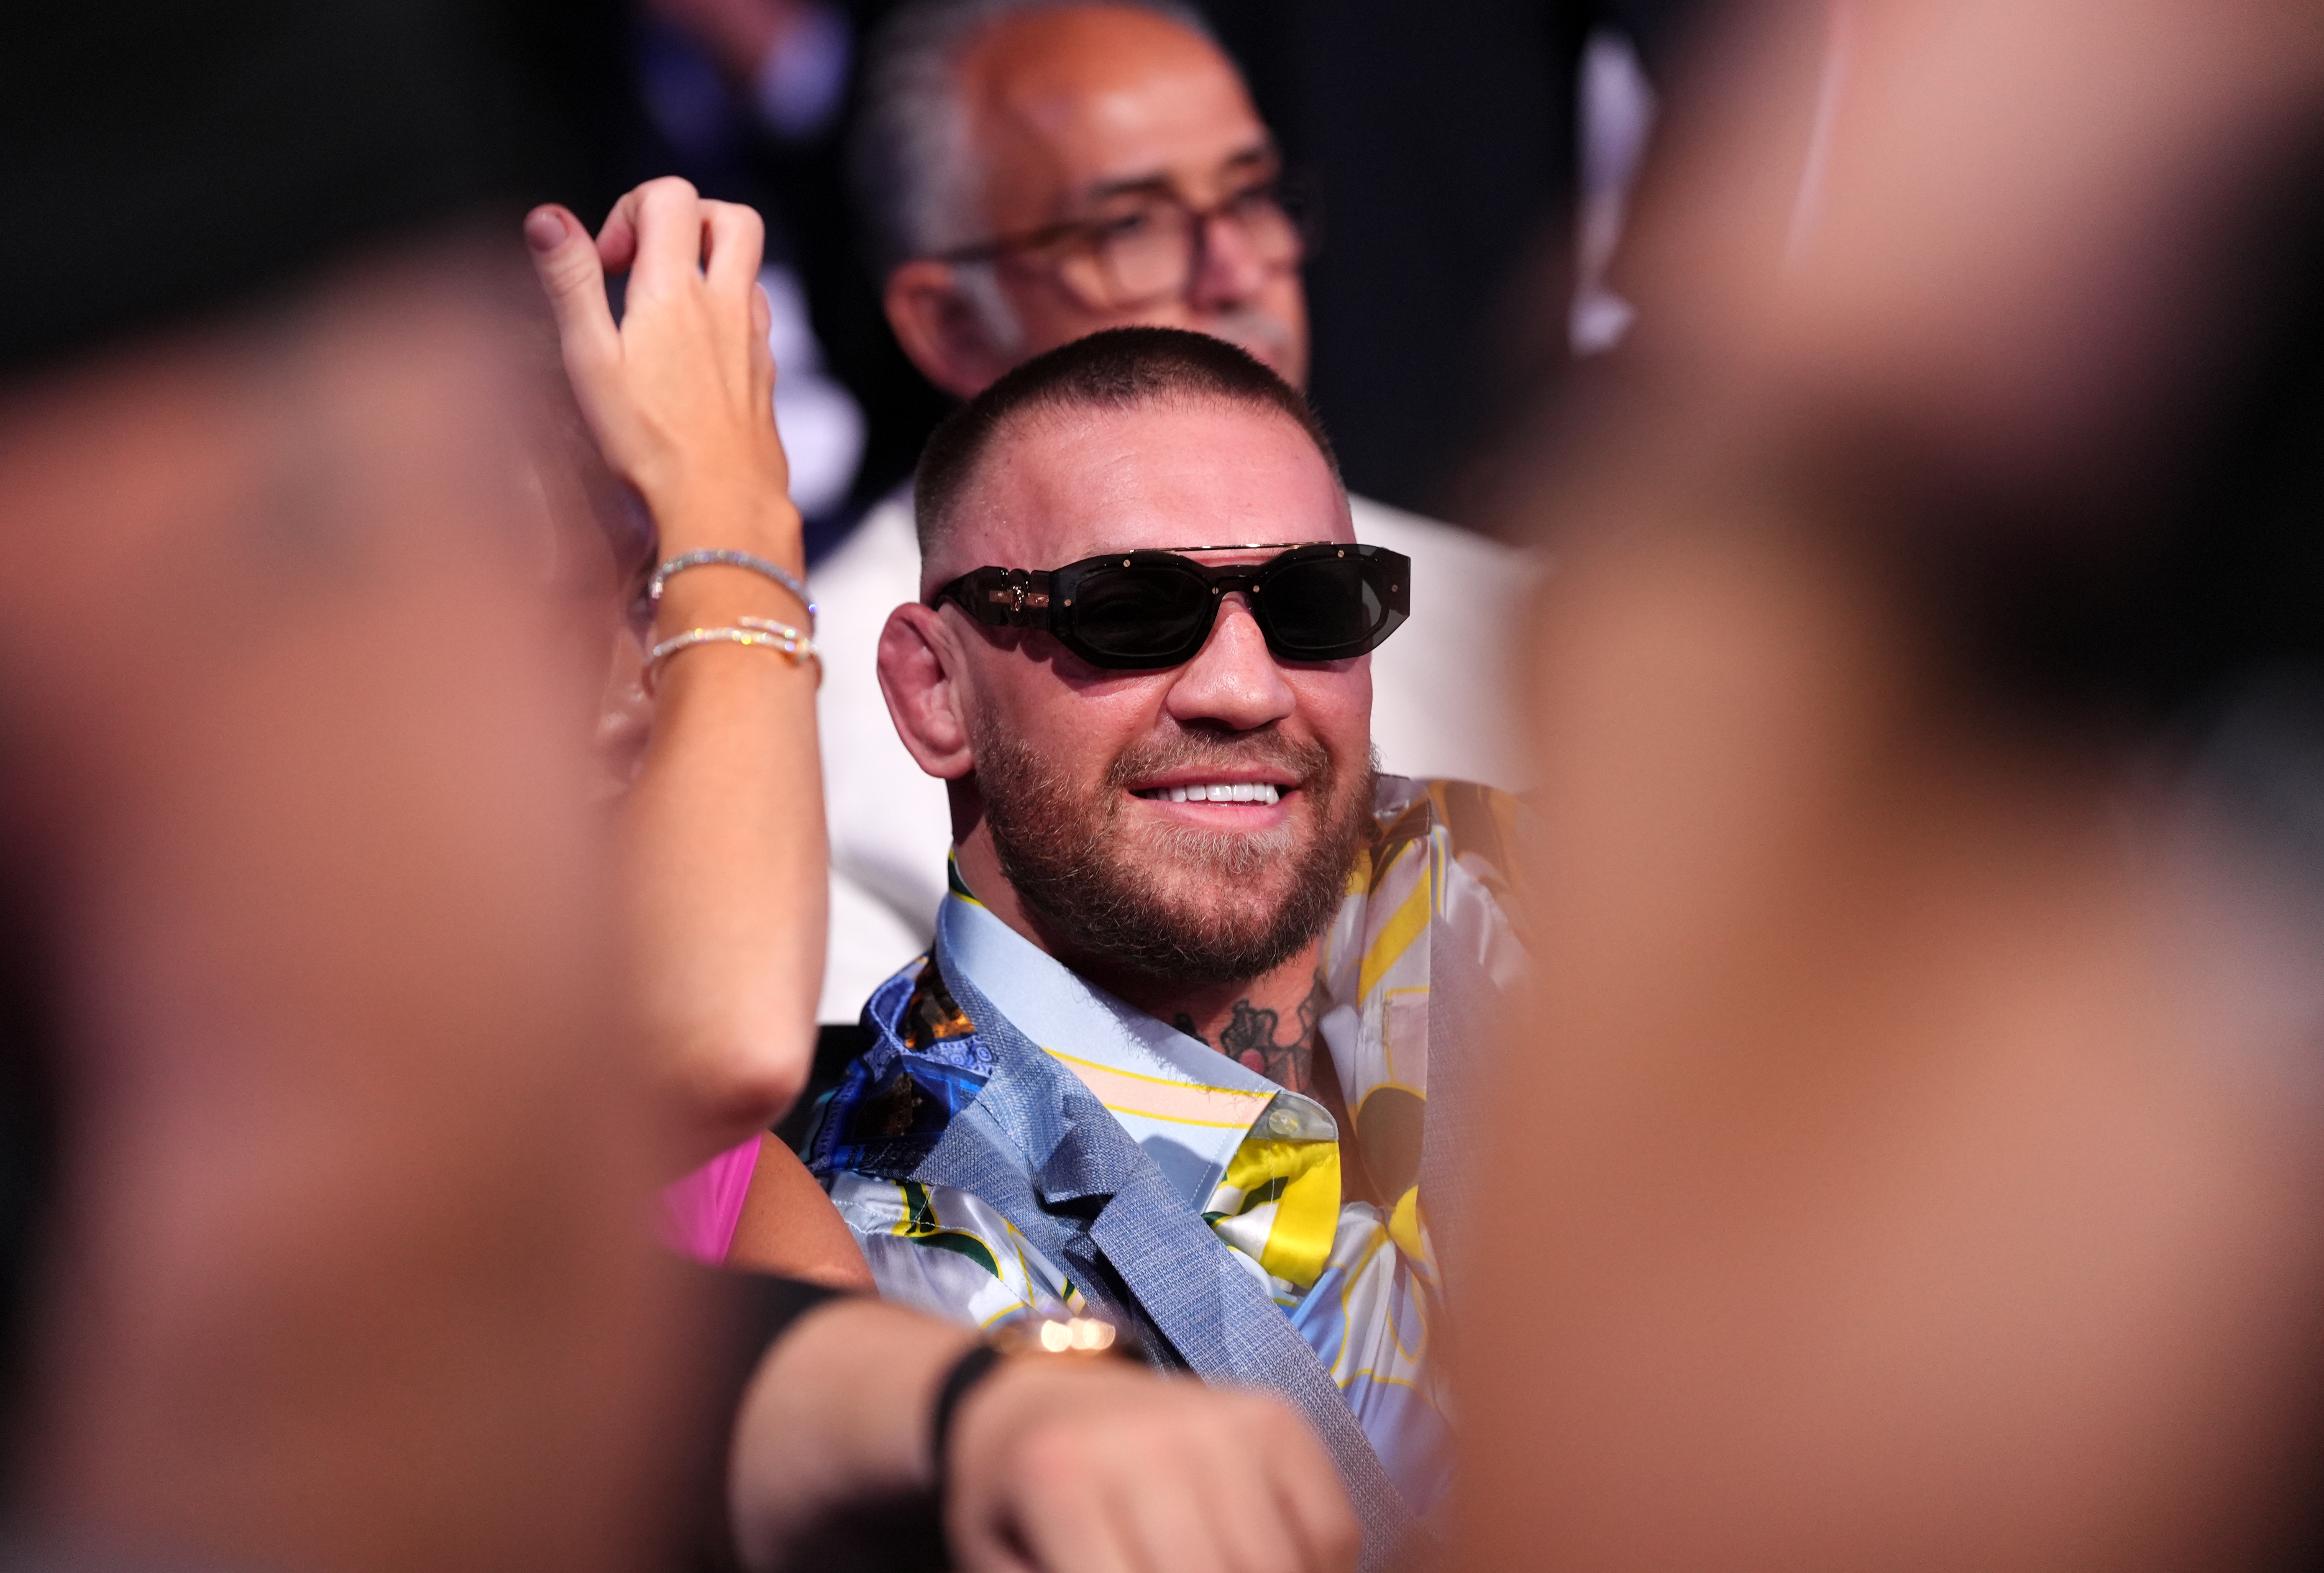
[644,620,821,694]
[646,548,816,629]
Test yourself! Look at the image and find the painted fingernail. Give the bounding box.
[524,207,567,252]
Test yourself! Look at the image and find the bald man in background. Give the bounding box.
[811,0,1541,1018]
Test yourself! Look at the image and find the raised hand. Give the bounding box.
[527,178,826,1163]
[525,177,796,562]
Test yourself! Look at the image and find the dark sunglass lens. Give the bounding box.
[1260,558,1380,654]
[1068,564,1215,661]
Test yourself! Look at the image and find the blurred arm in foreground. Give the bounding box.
[1460,0,2324,1569]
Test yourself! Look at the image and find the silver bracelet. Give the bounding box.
[737,615,817,652]
[646,548,816,628]
[644,621,821,694]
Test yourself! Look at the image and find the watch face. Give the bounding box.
[1001,1314,1127,1359]
[1033,1316,1118,1354]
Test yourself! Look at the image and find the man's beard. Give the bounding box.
[971,723,1374,987]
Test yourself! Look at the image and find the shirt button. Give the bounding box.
[1266,1107,1302,1138]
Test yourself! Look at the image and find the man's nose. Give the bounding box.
[1164,595,1297,731]
[1185,208,1272,310]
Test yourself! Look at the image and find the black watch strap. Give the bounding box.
[927,1341,1007,1500]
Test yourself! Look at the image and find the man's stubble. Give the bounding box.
[971,719,1374,988]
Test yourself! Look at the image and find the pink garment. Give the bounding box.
[660,1135,763,1264]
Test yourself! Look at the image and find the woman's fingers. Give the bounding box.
[702,200,773,401]
[1189,1427,1305,1573]
[593,183,646,277]
[576,182,763,318]
[1110,1435,1231,1573]
[528,175,796,538]
[750,280,772,348]
[523,205,619,379]
[947,1363,1359,1573]
[701,198,767,299]
[625,178,715,300]
[1249,1404,1360,1573]
[984,1460,1144,1573]
[749,278,777,409]
[596,174,705,282]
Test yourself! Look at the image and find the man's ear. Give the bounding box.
[884,262,1014,400]
[877,603,977,780]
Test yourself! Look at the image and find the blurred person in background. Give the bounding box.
[809,0,1543,1021]
[629,0,881,542]
[1200,0,1705,500]
[787,327,1530,1571]
[630,0,957,548]
[645,0,857,146]
[1457,0,2324,1568]
[0,6,1360,1572]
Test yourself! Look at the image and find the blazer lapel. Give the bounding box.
[1088,1165,1420,1570]
[923,948,1419,1570]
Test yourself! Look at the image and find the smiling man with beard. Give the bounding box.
[798,328,1529,1559]
[808,0,1540,1023]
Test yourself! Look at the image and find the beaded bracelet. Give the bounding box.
[643,620,821,694]
[647,548,817,630]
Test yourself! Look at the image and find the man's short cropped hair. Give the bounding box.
[913,325,1344,567]
[850,0,1218,280]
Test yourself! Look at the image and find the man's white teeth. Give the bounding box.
[1148,782,1280,804]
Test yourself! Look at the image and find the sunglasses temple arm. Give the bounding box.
[948,568,1058,627]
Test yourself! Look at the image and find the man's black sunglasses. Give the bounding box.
[927,542,1410,671]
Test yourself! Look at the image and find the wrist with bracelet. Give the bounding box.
[647,548,816,628]
[639,548,821,691]
[644,618,820,692]
[927,1315,1133,1505]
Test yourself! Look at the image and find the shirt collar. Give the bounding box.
[937,882,1336,1203]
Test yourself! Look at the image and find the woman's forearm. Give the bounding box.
[625,502,828,1160]
[527,184,832,1161]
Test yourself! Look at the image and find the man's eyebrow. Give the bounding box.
[1075,142,1281,207]
[1080,173,1177,205]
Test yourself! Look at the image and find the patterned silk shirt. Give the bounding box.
[805,776,1528,1516]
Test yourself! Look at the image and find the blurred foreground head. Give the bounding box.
[0,5,702,1572]
[1462,0,2324,1568]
